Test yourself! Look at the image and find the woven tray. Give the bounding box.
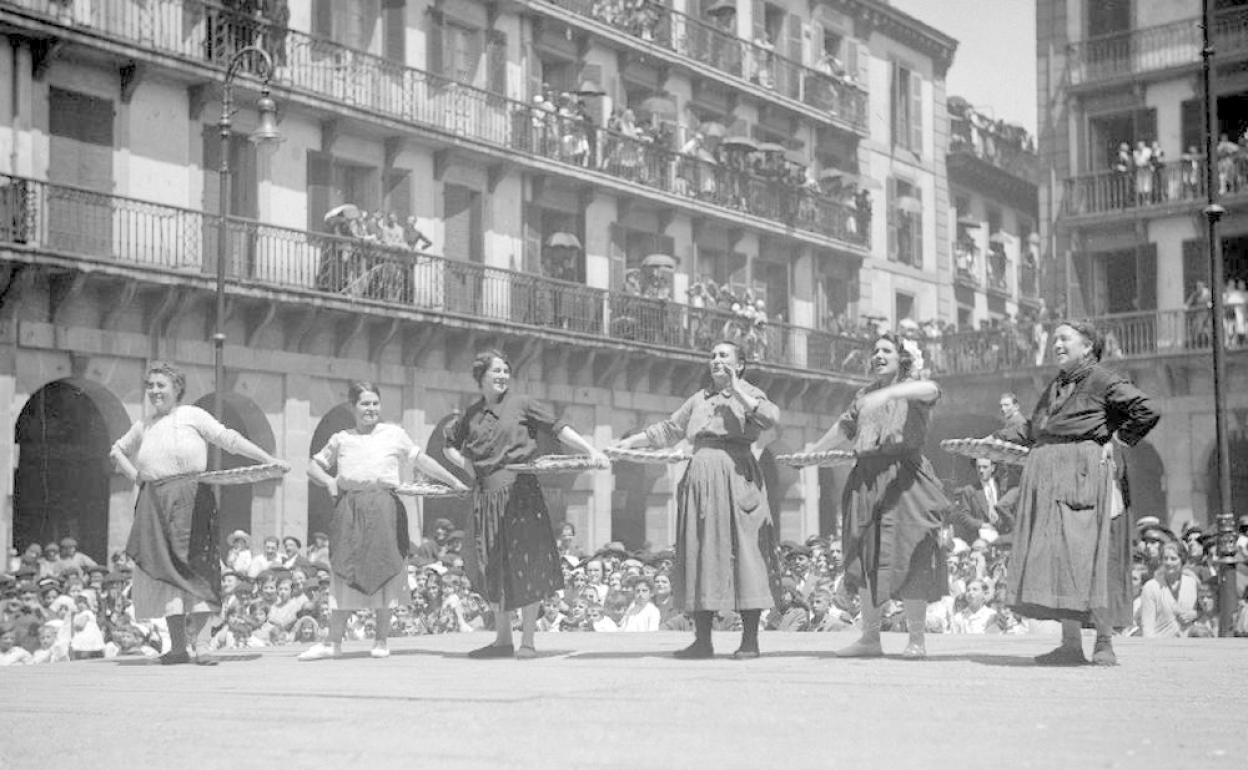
[394,482,469,498]
[774,450,857,467]
[505,455,610,473]
[940,437,1030,466]
[604,447,692,464]
[191,462,289,486]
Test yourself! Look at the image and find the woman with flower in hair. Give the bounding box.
[807,332,950,659]
[998,320,1158,665]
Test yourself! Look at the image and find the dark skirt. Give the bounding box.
[467,472,564,611]
[328,488,409,596]
[125,477,221,611]
[674,444,781,612]
[841,452,950,607]
[1006,440,1123,624]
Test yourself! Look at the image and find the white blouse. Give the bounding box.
[112,405,248,479]
[312,423,421,490]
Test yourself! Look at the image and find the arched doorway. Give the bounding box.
[308,403,356,542]
[1121,439,1166,525]
[1205,431,1248,525]
[421,411,473,535]
[760,438,798,536]
[192,393,276,548]
[14,378,129,562]
[610,429,667,550]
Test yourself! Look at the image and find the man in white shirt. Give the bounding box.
[247,536,281,578]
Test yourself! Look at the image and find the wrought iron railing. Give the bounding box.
[0,173,873,375]
[1068,8,1248,86]
[0,0,867,249]
[1061,156,1236,217]
[527,0,868,132]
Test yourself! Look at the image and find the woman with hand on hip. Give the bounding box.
[615,341,781,659]
[110,361,287,665]
[442,350,605,660]
[298,381,467,661]
[999,320,1159,665]
[807,333,949,659]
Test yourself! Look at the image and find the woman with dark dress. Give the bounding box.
[615,341,782,659]
[442,350,605,660]
[998,321,1159,666]
[807,333,949,659]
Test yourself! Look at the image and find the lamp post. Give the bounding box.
[214,45,281,469]
[1200,0,1237,635]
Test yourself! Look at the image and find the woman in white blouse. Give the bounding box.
[298,381,467,661]
[110,361,286,665]
[1140,540,1199,638]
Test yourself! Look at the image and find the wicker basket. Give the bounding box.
[774,450,857,467]
[192,463,289,486]
[504,455,610,473]
[940,438,1030,466]
[394,482,469,498]
[603,447,692,464]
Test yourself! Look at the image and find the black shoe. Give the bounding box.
[673,641,714,660]
[731,647,760,660]
[159,650,191,666]
[1034,645,1088,666]
[468,643,515,659]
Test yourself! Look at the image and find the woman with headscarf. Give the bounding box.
[998,320,1159,665]
[807,332,949,659]
[442,350,605,660]
[110,361,288,665]
[614,341,782,659]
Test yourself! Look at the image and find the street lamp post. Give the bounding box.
[1200,0,1238,635]
[213,45,280,470]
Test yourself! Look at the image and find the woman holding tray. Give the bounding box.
[807,332,949,660]
[299,381,467,661]
[110,361,288,666]
[996,321,1158,666]
[615,341,782,659]
[442,350,605,660]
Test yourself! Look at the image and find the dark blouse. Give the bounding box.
[837,379,939,456]
[443,391,569,478]
[998,361,1159,448]
[643,382,778,447]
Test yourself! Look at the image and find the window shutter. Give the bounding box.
[1135,108,1157,146]
[1182,239,1209,299]
[886,177,897,261]
[312,0,333,39]
[384,0,405,63]
[909,71,923,154]
[1180,99,1203,156]
[487,30,507,95]
[855,40,869,85]
[307,151,333,231]
[810,22,824,64]
[523,203,543,274]
[752,0,766,42]
[427,10,444,75]
[786,14,803,95]
[1137,243,1157,311]
[609,222,627,290]
[889,61,900,147]
[910,184,923,268]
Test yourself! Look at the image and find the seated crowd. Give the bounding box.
[6,503,1246,665]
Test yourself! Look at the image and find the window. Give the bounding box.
[887,178,923,267]
[1088,0,1130,37]
[428,11,485,87]
[1088,108,1156,171]
[895,292,915,324]
[890,63,922,154]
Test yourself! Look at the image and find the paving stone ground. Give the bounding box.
[2,630,1246,770]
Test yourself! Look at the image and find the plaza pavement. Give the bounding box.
[2,630,1246,770]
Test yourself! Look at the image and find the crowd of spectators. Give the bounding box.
[315,206,433,301]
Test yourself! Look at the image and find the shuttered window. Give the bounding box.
[443,184,482,263]
[890,62,922,155]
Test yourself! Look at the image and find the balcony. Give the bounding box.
[931,309,1220,376]
[0,173,870,381]
[0,0,868,254]
[1067,7,1248,89]
[1058,155,1248,221]
[519,0,868,135]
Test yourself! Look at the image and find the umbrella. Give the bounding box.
[638,96,678,119]
[572,80,607,97]
[819,167,844,181]
[700,121,727,138]
[784,148,807,164]
[947,95,972,115]
[642,254,677,270]
[705,0,736,17]
[721,135,759,152]
[989,232,1009,246]
[695,148,716,163]
[323,203,361,223]
[957,214,982,227]
[896,195,922,215]
[757,142,787,154]
[546,232,583,249]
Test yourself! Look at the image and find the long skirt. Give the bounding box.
[673,444,781,612]
[841,452,949,607]
[467,472,564,611]
[126,478,221,621]
[328,489,410,610]
[1006,440,1123,624]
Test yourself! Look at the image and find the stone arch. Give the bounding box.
[1121,439,1167,525]
[1204,430,1248,525]
[925,412,1003,490]
[761,436,800,536]
[307,403,355,542]
[14,378,128,561]
[610,429,670,551]
[421,411,474,535]
[192,392,276,548]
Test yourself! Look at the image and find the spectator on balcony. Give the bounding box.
[1132,140,1154,206]
[853,188,872,242]
[1217,133,1241,195]
[1186,280,1213,348]
[613,109,644,180]
[1148,141,1167,204]
[1224,279,1247,347]
[403,217,433,251]
[379,213,405,248]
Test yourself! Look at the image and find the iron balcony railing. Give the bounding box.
[0,0,867,250]
[1058,155,1248,217]
[0,173,872,376]
[527,0,868,133]
[1068,8,1248,87]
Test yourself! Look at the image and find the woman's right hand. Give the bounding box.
[325,479,339,499]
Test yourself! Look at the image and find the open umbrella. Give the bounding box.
[705,0,736,17]
[757,142,787,154]
[700,121,727,138]
[638,95,678,119]
[819,167,844,182]
[957,214,982,227]
[896,195,922,215]
[642,254,677,270]
[546,232,583,249]
[989,232,1009,246]
[572,80,607,97]
[722,135,759,152]
[323,203,361,223]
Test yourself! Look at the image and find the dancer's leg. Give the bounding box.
[1035,619,1088,665]
[160,613,189,664]
[902,599,927,659]
[733,609,762,658]
[835,599,883,657]
[674,610,714,659]
[1091,617,1117,666]
[515,602,540,659]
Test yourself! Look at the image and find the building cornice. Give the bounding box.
[814,0,959,76]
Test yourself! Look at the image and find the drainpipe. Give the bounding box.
[9,37,19,175]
